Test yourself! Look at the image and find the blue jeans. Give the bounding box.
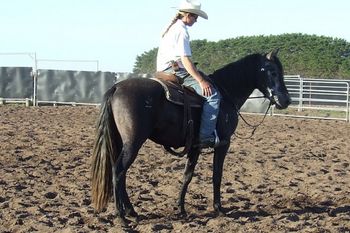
[163,67,221,141]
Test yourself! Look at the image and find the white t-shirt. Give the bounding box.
[156,20,192,71]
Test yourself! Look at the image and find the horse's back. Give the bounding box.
[113,78,164,106]
[115,77,163,94]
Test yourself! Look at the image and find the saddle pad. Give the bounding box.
[150,78,204,108]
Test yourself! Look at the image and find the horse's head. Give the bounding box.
[257,49,291,109]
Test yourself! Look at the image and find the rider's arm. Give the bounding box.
[181,56,212,96]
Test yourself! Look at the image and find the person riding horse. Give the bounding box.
[157,0,225,149]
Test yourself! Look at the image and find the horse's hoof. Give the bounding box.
[126,210,139,218]
[173,204,187,218]
[214,206,228,217]
[117,216,131,227]
[216,210,226,217]
[174,209,187,219]
[127,214,140,223]
[180,211,187,218]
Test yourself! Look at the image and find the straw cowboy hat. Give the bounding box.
[178,0,208,20]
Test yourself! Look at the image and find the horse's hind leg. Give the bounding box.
[114,172,138,222]
[113,143,142,223]
[111,162,123,218]
[178,148,200,216]
[120,174,138,218]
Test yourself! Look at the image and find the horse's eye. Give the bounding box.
[270,71,278,78]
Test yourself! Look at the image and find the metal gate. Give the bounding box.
[272,75,350,122]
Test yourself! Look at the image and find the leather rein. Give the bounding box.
[233,97,272,139]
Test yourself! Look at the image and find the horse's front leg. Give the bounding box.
[212,145,229,216]
[178,149,200,216]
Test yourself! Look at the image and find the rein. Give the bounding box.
[233,101,272,139]
[218,84,272,139]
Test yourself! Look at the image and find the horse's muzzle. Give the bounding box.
[273,92,291,109]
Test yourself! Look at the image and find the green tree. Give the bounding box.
[133,34,350,79]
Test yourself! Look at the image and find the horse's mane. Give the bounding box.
[209,53,262,100]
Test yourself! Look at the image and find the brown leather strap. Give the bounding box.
[164,86,194,157]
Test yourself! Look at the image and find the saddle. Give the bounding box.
[153,72,204,108]
[152,72,206,157]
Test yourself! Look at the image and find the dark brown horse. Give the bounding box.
[91,50,291,223]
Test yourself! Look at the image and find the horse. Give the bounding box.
[91,49,291,224]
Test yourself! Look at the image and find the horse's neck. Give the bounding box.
[212,54,260,109]
[231,87,256,110]
[215,70,257,108]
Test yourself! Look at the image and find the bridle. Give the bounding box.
[232,61,280,139]
[257,61,280,103]
[239,62,279,101]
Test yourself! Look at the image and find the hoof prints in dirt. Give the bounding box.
[0,106,349,232]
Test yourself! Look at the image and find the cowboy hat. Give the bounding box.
[178,0,208,20]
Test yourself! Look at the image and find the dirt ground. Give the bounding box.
[0,105,349,233]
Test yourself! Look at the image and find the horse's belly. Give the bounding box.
[150,106,201,148]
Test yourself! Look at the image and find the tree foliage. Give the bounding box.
[133,33,350,79]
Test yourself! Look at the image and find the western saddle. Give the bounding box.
[152,71,205,157]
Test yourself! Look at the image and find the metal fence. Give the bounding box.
[271,75,350,122]
[36,69,116,105]
[0,67,119,106]
[0,66,349,122]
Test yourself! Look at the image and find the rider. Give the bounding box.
[156,0,224,148]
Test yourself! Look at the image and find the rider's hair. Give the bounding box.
[162,12,186,38]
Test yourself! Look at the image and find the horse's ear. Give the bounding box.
[266,48,280,60]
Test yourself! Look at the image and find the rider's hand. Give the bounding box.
[199,79,212,97]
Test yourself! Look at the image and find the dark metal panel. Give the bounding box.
[0,67,33,98]
[37,69,115,103]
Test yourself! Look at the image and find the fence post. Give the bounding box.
[33,53,38,106]
[298,75,303,112]
[346,82,350,122]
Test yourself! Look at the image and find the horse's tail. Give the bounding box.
[91,85,121,212]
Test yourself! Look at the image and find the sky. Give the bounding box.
[0,0,349,72]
